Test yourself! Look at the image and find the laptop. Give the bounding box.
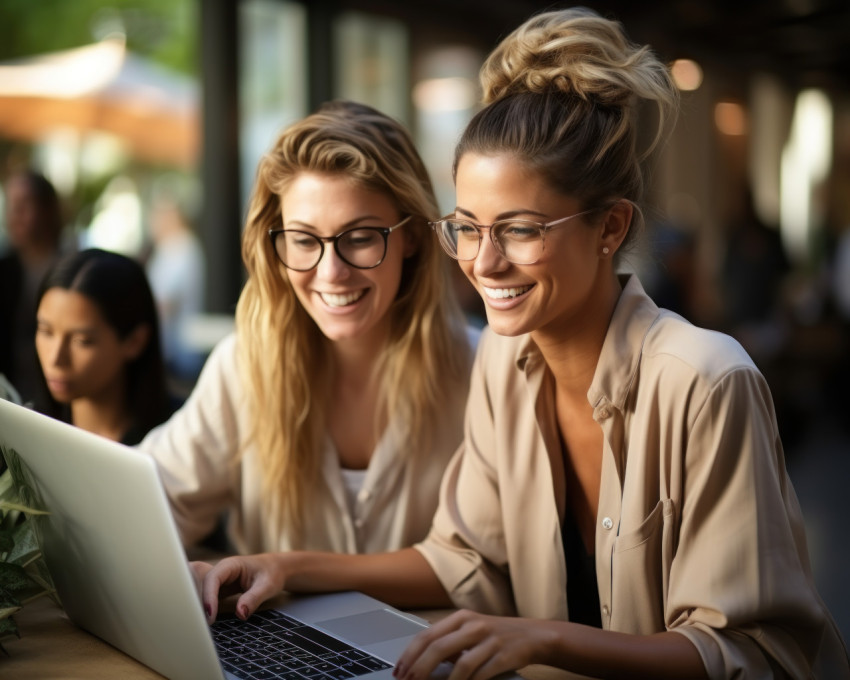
[0,397,445,680]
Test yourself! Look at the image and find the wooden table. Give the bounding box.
[2,596,596,679]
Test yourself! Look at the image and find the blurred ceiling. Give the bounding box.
[342,0,850,91]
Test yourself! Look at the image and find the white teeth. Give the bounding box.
[483,285,532,300]
[319,290,365,307]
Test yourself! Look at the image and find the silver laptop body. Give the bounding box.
[0,398,435,680]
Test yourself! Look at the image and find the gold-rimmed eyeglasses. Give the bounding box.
[429,209,594,265]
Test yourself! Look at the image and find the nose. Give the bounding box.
[47,336,71,368]
[473,228,510,277]
[314,242,351,281]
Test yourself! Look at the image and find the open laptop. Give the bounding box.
[0,397,443,680]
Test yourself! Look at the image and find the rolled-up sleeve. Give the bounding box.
[137,334,242,546]
[667,367,834,677]
[415,332,516,615]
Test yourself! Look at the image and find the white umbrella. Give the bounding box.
[0,36,199,168]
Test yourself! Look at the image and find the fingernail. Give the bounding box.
[204,603,211,620]
[237,604,248,620]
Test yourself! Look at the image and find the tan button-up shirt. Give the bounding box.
[416,275,849,678]
[139,333,468,555]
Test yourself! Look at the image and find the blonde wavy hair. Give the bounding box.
[456,7,679,247]
[236,101,470,537]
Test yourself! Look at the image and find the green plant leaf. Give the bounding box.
[0,529,12,554]
[7,522,39,565]
[0,562,42,599]
[0,605,21,621]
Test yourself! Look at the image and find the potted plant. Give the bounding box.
[0,376,56,655]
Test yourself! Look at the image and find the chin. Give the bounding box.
[483,313,531,338]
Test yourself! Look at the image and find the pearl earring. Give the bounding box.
[602,247,610,255]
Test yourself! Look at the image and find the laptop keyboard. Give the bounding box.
[211,609,394,680]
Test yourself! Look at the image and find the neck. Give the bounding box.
[70,386,131,443]
[327,324,391,387]
[531,273,623,399]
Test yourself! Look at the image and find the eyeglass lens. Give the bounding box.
[275,228,388,270]
[438,220,545,265]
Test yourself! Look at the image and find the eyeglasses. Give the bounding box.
[429,209,594,265]
[268,215,410,271]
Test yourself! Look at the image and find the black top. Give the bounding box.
[561,509,602,628]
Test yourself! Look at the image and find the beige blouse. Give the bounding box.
[139,333,469,555]
[415,275,849,678]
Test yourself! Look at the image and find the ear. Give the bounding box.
[599,199,633,256]
[122,324,151,361]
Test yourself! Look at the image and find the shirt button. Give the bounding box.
[354,518,364,529]
[597,407,610,419]
[357,489,372,503]
[602,517,614,530]
[602,604,610,617]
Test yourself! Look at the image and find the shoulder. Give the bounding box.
[194,332,240,384]
[642,311,757,384]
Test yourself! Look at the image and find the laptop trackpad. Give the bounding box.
[318,609,426,646]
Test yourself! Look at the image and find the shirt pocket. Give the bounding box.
[610,498,674,634]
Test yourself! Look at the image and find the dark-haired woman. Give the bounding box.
[35,248,172,445]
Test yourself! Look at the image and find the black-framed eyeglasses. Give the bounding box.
[429,209,595,265]
[268,215,411,271]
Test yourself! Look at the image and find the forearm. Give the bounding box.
[282,547,453,609]
[542,623,707,680]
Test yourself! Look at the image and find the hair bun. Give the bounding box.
[480,8,667,109]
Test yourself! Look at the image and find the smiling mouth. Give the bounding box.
[483,285,533,300]
[319,290,366,307]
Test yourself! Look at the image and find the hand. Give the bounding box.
[394,610,556,680]
[194,553,289,624]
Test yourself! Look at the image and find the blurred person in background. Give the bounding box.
[144,178,207,386]
[34,248,173,446]
[138,101,475,556]
[0,169,67,405]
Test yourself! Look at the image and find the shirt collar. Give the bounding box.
[587,273,661,411]
[513,273,661,411]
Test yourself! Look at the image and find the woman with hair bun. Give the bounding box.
[192,10,849,678]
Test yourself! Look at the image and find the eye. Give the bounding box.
[342,229,382,249]
[446,220,478,238]
[499,221,541,240]
[286,232,320,250]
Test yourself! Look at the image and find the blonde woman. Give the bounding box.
[140,101,474,554]
[193,10,848,679]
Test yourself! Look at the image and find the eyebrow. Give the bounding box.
[454,207,550,222]
[284,215,387,231]
[36,318,98,335]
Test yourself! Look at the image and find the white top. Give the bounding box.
[138,332,470,555]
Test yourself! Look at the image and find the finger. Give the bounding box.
[189,560,213,599]
[234,570,286,620]
[395,611,468,676]
[447,639,502,680]
[202,558,244,623]
[400,614,488,680]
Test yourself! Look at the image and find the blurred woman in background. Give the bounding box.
[35,248,172,446]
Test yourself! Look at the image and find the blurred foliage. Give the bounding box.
[0,0,197,74]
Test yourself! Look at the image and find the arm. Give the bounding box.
[138,335,240,545]
[194,547,452,623]
[396,611,707,680]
